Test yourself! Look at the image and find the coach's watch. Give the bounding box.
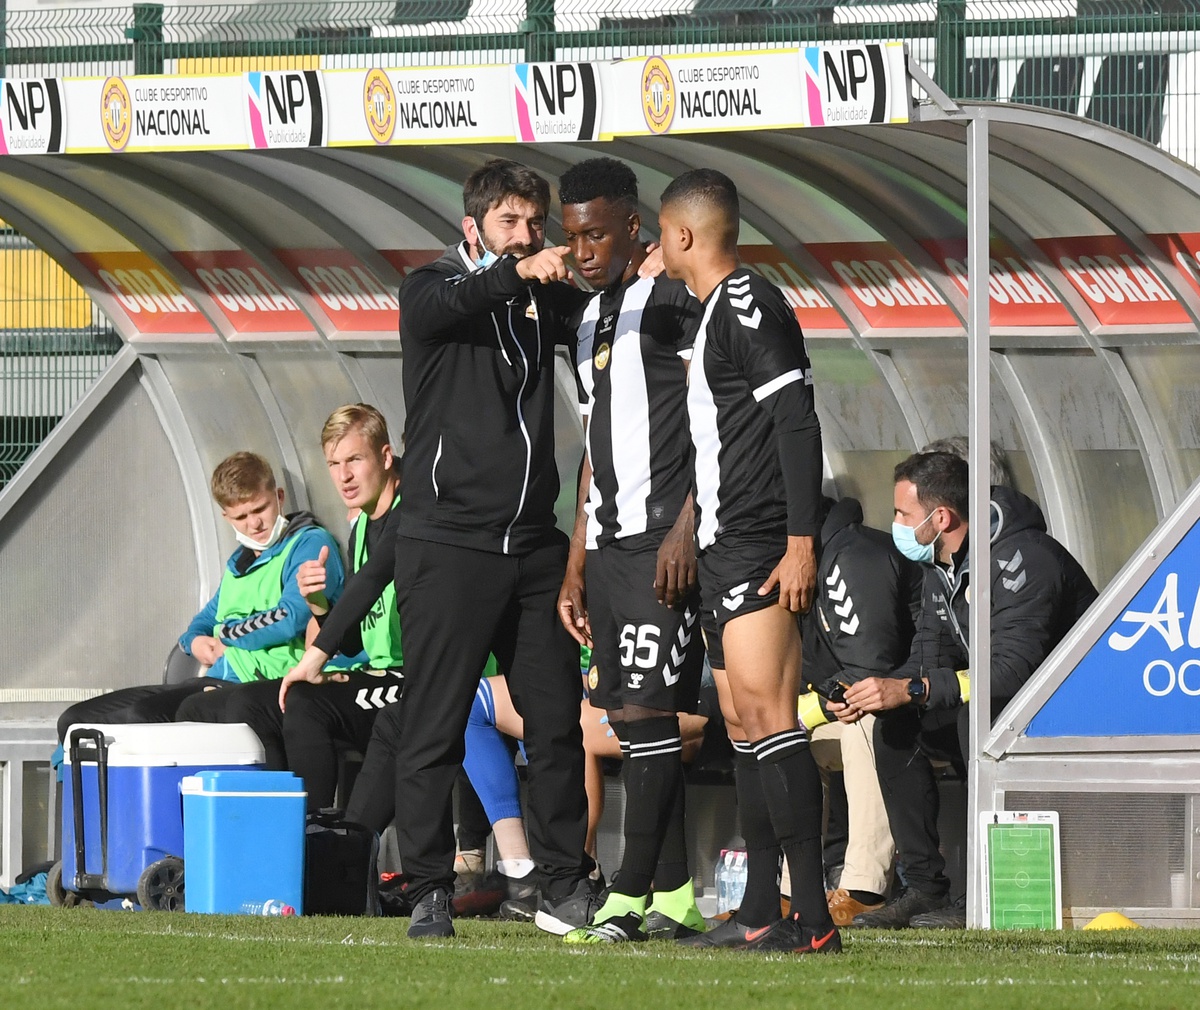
[907,678,927,705]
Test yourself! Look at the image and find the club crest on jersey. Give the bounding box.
[588,666,599,691]
[594,342,611,369]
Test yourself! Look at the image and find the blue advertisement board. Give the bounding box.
[1028,518,1200,737]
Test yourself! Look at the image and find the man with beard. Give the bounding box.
[285,160,595,939]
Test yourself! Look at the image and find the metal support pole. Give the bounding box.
[935,0,967,97]
[0,0,8,79]
[965,112,991,929]
[127,3,164,76]
[522,0,556,63]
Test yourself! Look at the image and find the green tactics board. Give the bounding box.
[980,811,1062,930]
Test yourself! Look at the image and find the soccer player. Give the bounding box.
[554,157,706,943]
[658,169,840,954]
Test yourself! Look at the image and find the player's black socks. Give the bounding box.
[613,715,683,899]
[733,743,783,928]
[652,769,690,893]
[753,729,834,931]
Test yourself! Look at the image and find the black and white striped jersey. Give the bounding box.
[688,268,823,551]
[575,273,698,548]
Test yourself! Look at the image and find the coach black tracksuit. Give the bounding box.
[388,242,588,898]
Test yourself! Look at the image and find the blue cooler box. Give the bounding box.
[182,769,307,915]
[62,722,265,901]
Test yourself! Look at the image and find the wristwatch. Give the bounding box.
[907,678,927,705]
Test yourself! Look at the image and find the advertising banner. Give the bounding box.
[1028,517,1200,736]
[805,241,960,329]
[76,251,214,334]
[1034,235,1189,327]
[173,251,315,334]
[0,43,912,156]
[922,239,1076,328]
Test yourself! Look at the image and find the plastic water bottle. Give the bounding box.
[715,849,748,914]
[240,899,296,917]
[730,850,748,911]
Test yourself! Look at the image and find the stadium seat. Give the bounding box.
[1085,54,1170,144]
[601,0,833,30]
[963,57,999,101]
[1010,56,1085,113]
[391,0,471,23]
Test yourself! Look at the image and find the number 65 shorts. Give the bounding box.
[584,532,704,713]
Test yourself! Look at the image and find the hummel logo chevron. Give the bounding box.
[1002,570,1028,592]
[826,565,841,587]
[722,581,751,611]
[355,684,401,711]
[826,579,848,602]
[729,293,754,310]
[999,549,1026,591]
[736,307,762,329]
[840,613,860,635]
[833,596,854,618]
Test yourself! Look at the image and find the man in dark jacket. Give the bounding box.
[835,451,1097,929]
[798,496,922,926]
[285,160,594,938]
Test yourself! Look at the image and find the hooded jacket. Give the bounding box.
[803,497,923,700]
[897,485,1098,712]
[398,243,587,555]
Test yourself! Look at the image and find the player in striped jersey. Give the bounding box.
[659,169,840,955]
[555,158,706,944]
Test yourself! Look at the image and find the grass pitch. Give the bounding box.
[3,906,1199,1010]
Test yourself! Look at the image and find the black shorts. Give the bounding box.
[698,533,788,632]
[586,533,704,713]
[701,610,724,671]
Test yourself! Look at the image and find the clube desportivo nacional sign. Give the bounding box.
[3,43,911,155]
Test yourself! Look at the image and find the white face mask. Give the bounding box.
[233,513,287,552]
[474,219,499,267]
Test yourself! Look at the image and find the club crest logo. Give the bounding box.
[594,342,611,370]
[100,76,131,151]
[641,56,675,135]
[588,666,599,691]
[364,68,396,145]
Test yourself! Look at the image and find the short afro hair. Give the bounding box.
[558,157,639,215]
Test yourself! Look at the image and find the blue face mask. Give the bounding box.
[474,220,498,267]
[892,510,939,563]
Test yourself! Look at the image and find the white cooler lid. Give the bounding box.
[63,721,266,766]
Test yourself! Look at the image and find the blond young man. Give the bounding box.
[57,452,342,739]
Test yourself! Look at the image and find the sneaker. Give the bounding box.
[851,887,949,929]
[407,887,455,939]
[452,870,539,919]
[909,895,967,929]
[500,896,538,922]
[645,905,707,940]
[535,877,603,936]
[564,911,648,944]
[741,914,842,954]
[827,888,885,927]
[676,916,755,948]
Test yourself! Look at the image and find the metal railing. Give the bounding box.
[0,225,120,489]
